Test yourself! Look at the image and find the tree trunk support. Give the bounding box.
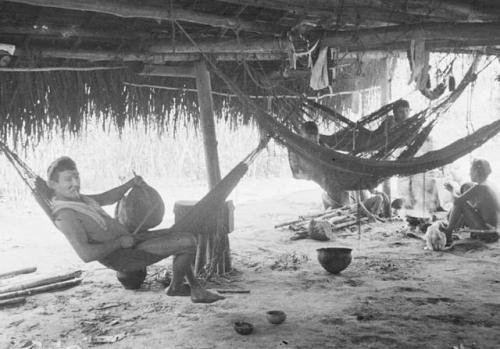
[194,60,230,276]
[380,57,393,215]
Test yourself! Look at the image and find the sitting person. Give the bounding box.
[375,99,410,134]
[443,159,500,245]
[291,121,391,217]
[47,156,224,303]
[322,189,391,218]
[288,120,327,181]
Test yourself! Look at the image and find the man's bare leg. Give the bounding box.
[165,253,194,297]
[445,201,487,245]
[136,231,224,303]
[183,265,225,303]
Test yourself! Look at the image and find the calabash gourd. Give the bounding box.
[115,183,165,232]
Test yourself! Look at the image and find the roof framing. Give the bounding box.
[6,0,285,34]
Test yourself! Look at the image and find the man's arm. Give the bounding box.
[453,184,482,205]
[89,176,145,206]
[88,180,134,206]
[55,210,134,263]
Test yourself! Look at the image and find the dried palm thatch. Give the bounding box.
[0,65,272,144]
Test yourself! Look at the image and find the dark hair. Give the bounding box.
[300,121,319,135]
[471,159,491,180]
[393,99,410,111]
[460,182,474,194]
[47,157,77,181]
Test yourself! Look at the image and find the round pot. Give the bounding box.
[234,321,254,335]
[266,310,286,324]
[116,269,147,289]
[317,247,352,274]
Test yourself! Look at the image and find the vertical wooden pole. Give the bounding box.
[196,61,221,188]
[380,57,392,214]
[194,60,230,275]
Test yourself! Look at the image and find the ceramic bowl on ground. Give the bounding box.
[317,247,352,274]
[116,268,147,289]
[266,310,287,324]
[233,321,254,335]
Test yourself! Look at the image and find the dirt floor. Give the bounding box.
[1,180,500,349]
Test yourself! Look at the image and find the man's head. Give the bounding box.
[299,121,320,144]
[470,159,491,183]
[47,156,81,200]
[393,99,410,121]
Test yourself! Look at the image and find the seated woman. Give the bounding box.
[443,159,500,245]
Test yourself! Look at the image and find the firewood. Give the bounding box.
[0,278,82,300]
[216,289,250,294]
[0,271,81,294]
[0,296,26,307]
[334,217,369,230]
[0,267,37,280]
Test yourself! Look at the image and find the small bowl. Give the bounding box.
[266,310,286,324]
[317,247,352,274]
[234,321,254,335]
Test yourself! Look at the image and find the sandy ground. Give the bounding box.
[1,179,500,349]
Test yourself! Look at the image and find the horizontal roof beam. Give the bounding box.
[5,0,284,34]
[322,22,500,50]
[218,0,499,22]
[148,38,292,54]
[13,47,288,62]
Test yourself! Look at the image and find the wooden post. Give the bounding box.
[194,60,230,275]
[380,57,392,213]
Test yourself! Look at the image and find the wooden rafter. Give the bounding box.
[5,0,284,34]
[0,24,147,41]
[217,0,500,23]
[148,37,292,54]
[322,22,500,51]
[12,47,287,62]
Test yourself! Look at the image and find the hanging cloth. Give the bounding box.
[408,40,430,90]
[310,46,330,90]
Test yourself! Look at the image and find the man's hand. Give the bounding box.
[119,235,136,249]
[128,174,146,188]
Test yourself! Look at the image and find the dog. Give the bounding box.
[424,221,447,251]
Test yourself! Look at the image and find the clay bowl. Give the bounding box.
[266,310,286,324]
[233,321,254,335]
[116,268,147,290]
[317,247,352,274]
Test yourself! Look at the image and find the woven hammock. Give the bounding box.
[208,57,500,193]
[0,138,268,233]
[292,55,480,157]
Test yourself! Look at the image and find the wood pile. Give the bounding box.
[275,205,370,240]
[0,268,82,308]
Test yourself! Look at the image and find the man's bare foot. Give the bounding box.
[190,288,225,304]
[165,283,191,297]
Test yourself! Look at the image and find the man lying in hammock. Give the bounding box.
[443,159,500,245]
[375,99,410,133]
[290,121,390,217]
[46,156,224,303]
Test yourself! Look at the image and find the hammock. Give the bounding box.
[299,56,480,156]
[208,57,500,192]
[0,138,269,233]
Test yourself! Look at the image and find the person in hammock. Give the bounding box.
[375,99,410,133]
[443,159,500,245]
[46,156,224,303]
[290,121,390,216]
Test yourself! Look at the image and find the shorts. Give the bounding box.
[99,248,164,272]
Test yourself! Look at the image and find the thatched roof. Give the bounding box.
[1,0,500,141]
